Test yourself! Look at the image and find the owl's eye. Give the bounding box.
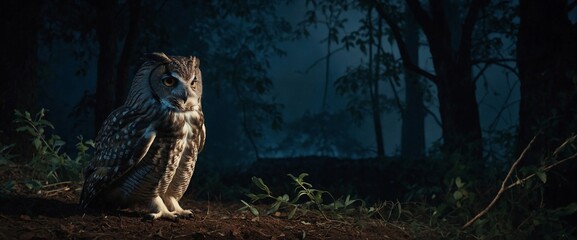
[162,77,177,87]
[191,80,197,88]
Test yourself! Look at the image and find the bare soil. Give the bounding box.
[0,163,441,240]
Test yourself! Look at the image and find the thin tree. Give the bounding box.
[369,8,386,158]
[115,0,141,107]
[335,5,395,158]
[400,8,425,160]
[93,1,118,131]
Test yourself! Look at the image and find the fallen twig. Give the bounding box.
[504,152,577,191]
[462,135,534,229]
[41,181,73,188]
[41,186,71,196]
[462,135,577,229]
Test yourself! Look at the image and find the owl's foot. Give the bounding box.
[144,210,179,222]
[144,196,179,221]
[175,209,193,219]
[163,196,193,218]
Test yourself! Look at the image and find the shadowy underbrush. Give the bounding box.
[2,109,576,239]
[1,109,93,197]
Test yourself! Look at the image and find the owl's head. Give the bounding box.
[127,52,203,112]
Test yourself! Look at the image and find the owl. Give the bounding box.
[80,52,206,220]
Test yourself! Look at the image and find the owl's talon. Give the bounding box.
[177,209,193,219]
[143,214,156,222]
[144,211,179,221]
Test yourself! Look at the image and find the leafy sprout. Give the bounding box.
[240,172,379,220]
[13,109,94,185]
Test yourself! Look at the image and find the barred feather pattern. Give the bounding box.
[79,53,205,220]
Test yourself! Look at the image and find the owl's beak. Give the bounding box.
[169,87,199,112]
[174,88,189,103]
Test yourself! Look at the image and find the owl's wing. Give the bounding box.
[80,107,156,209]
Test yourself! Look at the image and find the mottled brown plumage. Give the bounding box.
[80,52,205,220]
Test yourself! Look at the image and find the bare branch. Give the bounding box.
[486,79,519,132]
[388,76,404,113]
[505,135,577,191]
[405,0,433,35]
[491,62,519,79]
[504,153,577,192]
[472,58,517,64]
[462,135,537,229]
[472,63,490,84]
[458,0,490,61]
[472,58,519,79]
[463,135,577,229]
[424,105,442,127]
[298,46,346,75]
[370,0,437,83]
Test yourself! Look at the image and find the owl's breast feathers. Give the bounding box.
[80,106,204,209]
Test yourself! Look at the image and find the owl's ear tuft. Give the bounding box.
[142,52,171,63]
[191,56,200,68]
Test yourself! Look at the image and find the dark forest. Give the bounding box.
[1,0,576,239]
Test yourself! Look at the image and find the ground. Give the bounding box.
[0,188,424,240]
[0,164,439,240]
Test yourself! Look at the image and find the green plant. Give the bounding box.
[13,109,94,184]
[240,173,377,220]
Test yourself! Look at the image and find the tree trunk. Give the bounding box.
[370,9,385,158]
[321,27,332,112]
[428,0,484,174]
[435,60,483,173]
[0,1,41,149]
[517,0,577,222]
[400,10,425,160]
[94,1,118,131]
[115,0,140,107]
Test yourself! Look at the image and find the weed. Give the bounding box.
[13,109,94,185]
[240,173,379,220]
